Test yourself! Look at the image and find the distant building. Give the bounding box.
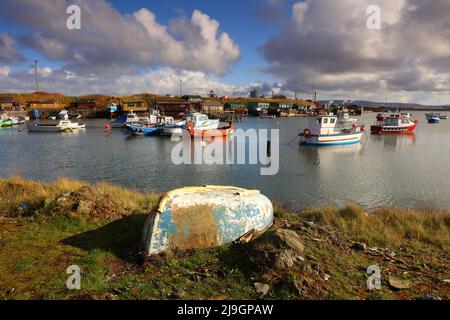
[26,100,65,109]
[121,100,147,112]
[0,96,19,111]
[202,100,224,114]
[70,99,96,117]
[156,100,193,118]
[224,103,247,114]
[247,101,270,115]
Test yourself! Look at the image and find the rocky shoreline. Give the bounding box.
[0,177,449,300]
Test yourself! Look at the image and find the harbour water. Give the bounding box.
[1,111,449,210]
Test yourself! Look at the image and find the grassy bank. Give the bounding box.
[0,177,448,300]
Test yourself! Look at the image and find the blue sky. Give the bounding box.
[1,0,450,104]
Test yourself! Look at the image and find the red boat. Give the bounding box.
[187,123,236,140]
[376,113,387,122]
[370,115,417,134]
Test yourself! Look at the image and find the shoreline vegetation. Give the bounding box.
[0,176,448,300]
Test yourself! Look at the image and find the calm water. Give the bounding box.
[1,111,450,210]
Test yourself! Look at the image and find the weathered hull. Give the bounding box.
[142,186,273,255]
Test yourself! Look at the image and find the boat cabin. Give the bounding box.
[157,116,174,125]
[308,115,340,135]
[187,113,209,124]
[384,116,411,126]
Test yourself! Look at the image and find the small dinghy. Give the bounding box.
[142,186,273,256]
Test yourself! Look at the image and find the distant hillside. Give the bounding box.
[319,99,450,110]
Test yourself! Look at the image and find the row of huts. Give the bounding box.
[1,95,329,119]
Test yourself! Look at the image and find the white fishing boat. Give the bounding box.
[299,115,365,146]
[185,113,219,130]
[112,110,157,128]
[158,116,186,136]
[26,120,72,132]
[57,110,86,129]
[337,111,357,124]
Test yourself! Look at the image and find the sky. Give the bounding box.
[1,0,450,105]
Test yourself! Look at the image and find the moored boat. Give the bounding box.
[158,116,186,136]
[106,102,118,116]
[299,115,365,146]
[125,124,160,136]
[185,113,219,130]
[0,118,13,127]
[26,120,72,132]
[376,113,387,122]
[427,113,440,124]
[370,114,417,134]
[187,123,236,140]
[337,111,357,124]
[142,185,273,255]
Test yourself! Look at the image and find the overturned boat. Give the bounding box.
[142,186,273,256]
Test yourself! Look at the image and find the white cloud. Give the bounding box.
[0,66,11,76]
[262,0,450,102]
[2,0,240,74]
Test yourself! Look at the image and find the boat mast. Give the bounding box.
[34,60,39,92]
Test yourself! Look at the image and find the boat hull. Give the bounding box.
[188,124,235,139]
[26,124,69,132]
[125,124,160,136]
[142,186,273,255]
[427,118,440,124]
[0,119,13,127]
[300,132,363,146]
[370,123,417,134]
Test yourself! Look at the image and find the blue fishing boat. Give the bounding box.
[427,113,440,123]
[142,186,273,255]
[125,124,160,136]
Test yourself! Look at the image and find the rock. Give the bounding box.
[388,276,411,290]
[273,250,304,269]
[77,199,94,214]
[248,228,306,270]
[304,221,315,227]
[350,242,367,251]
[272,229,305,253]
[254,282,270,297]
[418,294,441,301]
[172,290,185,299]
[443,279,450,284]
[324,274,331,281]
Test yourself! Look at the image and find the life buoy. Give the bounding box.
[303,128,312,138]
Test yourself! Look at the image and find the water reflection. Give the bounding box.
[371,132,416,150]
